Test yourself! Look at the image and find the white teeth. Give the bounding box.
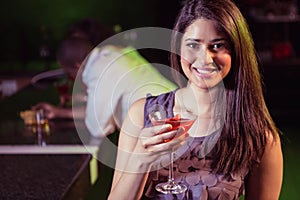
[194,67,216,74]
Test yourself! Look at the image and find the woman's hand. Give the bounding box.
[131,124,188,166]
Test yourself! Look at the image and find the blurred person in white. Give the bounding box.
[82,44,177,137]
[34,26,177,138]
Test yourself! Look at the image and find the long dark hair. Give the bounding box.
[170,0,279,173]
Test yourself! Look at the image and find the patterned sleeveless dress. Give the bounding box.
[141,91,249,200]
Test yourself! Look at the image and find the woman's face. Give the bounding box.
[180,18,231,89]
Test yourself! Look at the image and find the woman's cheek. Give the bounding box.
[216,54,232,78]
[180,57,191,67]
[180,51,196,67]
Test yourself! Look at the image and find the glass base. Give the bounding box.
[155,181,187,194]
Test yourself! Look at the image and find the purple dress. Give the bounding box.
[142,91,248,200]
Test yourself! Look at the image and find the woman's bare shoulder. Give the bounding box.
[121,98,147,132]
[128,98,146,115]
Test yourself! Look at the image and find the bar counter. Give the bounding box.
[0,75,100,199]
[0,154,91,200]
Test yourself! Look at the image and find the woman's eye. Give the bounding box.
[212,43,224,50]
[186,43,199,49]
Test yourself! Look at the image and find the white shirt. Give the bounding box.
[82,45,177,137]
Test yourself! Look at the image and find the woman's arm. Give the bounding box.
[108,98,188,200]
[245,131,283,200]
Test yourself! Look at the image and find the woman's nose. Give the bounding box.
[193,46,213,67]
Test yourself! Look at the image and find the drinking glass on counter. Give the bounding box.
[20,109,50,145]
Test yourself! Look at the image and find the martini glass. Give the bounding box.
[149,109,196,194]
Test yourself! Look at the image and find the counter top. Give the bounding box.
[0,78,100,199]
[0,154,92,200]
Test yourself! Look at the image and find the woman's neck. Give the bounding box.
[174,82,225,137]
[175,82,224,117]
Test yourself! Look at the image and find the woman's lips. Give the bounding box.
[192,67,219,75]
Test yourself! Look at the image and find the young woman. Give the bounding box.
[108,0,283,199]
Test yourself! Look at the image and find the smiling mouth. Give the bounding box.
[192,67,219,75]
[192,62,221,75]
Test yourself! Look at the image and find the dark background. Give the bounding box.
[0,0,181,71]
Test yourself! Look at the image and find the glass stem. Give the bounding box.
[168,151,175,182]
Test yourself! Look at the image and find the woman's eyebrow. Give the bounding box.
[184,38,201,42]
[184,38,226,43]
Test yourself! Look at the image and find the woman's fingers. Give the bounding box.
[141,127,187,150]
[131,126,189,165]
[140,125,173,146]
[152,132,188,153]
[150,124,173,135]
